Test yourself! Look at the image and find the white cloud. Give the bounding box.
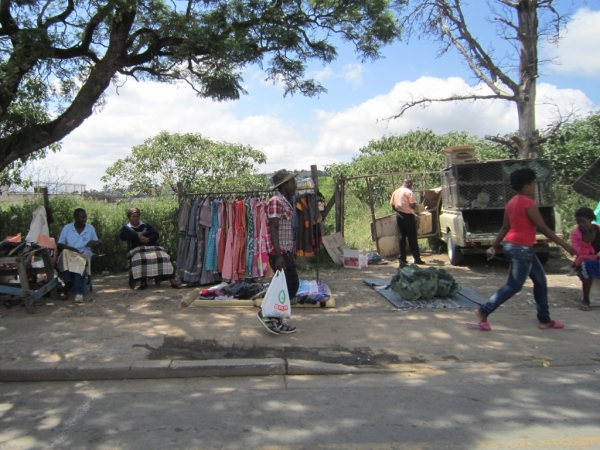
[311,76,596,160]
[311,66,334,83]
[342,63,364,87]
[544,8,600,77]
[39,80,314,189]
[35,75,596,190]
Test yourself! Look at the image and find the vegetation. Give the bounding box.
[0,0,399,182]
[102,132,268,196]
[3,113,599,270]
[392,0,572,158]
[1,196,178,274]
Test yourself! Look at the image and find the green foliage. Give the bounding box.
[326,130,511,206]
[1,196,178,274]
[540,111,600,185]
[102,132,268,196]
[1,0,400,172]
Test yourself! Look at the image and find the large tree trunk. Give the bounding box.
[516,0,539,159]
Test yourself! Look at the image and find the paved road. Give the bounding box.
[1,365,599,449]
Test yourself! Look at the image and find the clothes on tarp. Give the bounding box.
[391,265,460,301]
[199,281,269,300]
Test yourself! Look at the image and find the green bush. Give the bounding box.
[1,196,178,274]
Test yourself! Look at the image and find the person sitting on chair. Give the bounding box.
[119,207,180,290]
[571,207,600,311]
[57,208,102,303]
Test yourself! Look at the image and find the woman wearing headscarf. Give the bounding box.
[119,207,180,290]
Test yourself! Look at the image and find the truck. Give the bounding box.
[373,146,562,265]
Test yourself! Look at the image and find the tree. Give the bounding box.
[0,0,399,174]
[326,129,511,204]
[390,0,569,159]
[101,131,268,195]
[539,110,600,185]
[7,163,73,194]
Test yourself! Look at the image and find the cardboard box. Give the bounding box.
[343,249,368,269]
[322,232,347,265]
[416,211,433,235]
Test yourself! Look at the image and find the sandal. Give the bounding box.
[579,304,591,311]
[539,319,564,330]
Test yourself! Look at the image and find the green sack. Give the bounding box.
[391,265,460,301]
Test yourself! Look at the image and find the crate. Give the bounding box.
[573,157,600,201]
[441,159,554,209]
[442,146,477,167]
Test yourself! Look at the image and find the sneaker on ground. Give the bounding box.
[276,319,297,334]
[74,294,84,303]
[256,310,281,335]
[413,260,426,265]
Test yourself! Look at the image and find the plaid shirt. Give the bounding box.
[266,191,295,254]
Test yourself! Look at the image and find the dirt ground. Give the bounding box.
[0,250,589,319]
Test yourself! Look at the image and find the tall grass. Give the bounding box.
[1,196,178,273]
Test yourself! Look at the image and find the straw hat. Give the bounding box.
[270,169,297,190]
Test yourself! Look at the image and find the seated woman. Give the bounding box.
[571,207,600,311]
[57,208,102,303]
[119,207,180,290]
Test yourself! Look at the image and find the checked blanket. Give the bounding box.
[127,245,174,280]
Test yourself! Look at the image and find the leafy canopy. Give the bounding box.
[539,110,600,185]
[0,0,400,176]
[101,131,268,195]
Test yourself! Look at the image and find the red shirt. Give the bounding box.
[504,194,537,246]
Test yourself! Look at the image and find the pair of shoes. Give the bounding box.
[256,310,280,335]
[579,304,591,311]
[539,319,565,330]
[74,294,84,304]
[276,319,297,334]
[414,260,426,265]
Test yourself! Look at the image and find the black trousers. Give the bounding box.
[396,212,421,263]
[269,251,300,298]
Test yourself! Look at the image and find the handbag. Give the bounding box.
[261,270,291,318]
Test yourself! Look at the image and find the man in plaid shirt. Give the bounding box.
[257,169,299,335]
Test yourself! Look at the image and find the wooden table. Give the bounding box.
[0,247,59,313]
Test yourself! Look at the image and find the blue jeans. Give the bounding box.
[62,271,86,295]
[479,242,551,323]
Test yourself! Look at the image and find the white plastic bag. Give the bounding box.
[261,270,291,319]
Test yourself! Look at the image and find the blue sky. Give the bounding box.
[33,1,600,190]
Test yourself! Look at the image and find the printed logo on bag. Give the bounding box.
[278,290,286,304]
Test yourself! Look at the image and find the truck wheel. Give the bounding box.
[447,235,465,266]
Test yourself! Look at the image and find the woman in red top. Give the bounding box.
[475,168,576,331]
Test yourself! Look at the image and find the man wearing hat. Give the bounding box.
[257,169,299,335]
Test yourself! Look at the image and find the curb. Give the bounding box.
[2,358,592,383]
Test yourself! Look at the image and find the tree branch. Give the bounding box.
[385,92,515,121]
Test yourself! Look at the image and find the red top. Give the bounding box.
[504,194,537,246]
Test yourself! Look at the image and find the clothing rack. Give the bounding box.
[184,189,273,198]
[180,187,321,283]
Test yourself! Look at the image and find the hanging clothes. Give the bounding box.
[296,193,322,257]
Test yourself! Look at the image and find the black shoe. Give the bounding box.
[276,318,297,334]
[414,260,426,265]
[257,310,281,335]
[399,261,408,268]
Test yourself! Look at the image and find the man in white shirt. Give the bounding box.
[390,179,425,267]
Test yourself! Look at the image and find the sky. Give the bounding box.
[34,1,600,191]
